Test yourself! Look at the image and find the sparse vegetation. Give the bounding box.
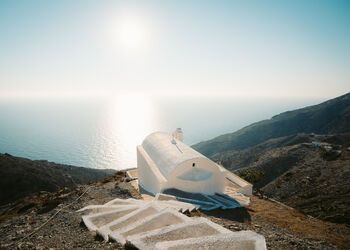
[236,168,265,185]
[319,147,342,161]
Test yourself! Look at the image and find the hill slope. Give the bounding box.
[0,153,115,205]
[213,133,350,224]
[192,92,350,225]
[193,92,350,156]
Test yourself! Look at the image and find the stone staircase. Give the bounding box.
[79,197,267,250]
[161,189,246,210]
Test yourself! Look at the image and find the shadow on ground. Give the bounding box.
[203,207,251,223]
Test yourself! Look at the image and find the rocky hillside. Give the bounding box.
[213,133,350,225]
[193,92,350,156]
[0,153,115,205]
[191,93,350,225]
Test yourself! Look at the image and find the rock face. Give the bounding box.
[0,153,115,205]
[193,92,350,156]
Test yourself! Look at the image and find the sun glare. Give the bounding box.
[111,94,156,167]
[115,15,152,50]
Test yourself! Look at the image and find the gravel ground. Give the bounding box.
[0,173,135,249]
[0,172,349,249]
[198,196,350,250]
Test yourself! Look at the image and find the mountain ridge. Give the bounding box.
[193,92,350,156]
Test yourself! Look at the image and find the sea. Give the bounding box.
[0,95,324,170]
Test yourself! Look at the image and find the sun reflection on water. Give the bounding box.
[110,94,156,168]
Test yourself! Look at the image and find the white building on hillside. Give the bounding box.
[137,129,252,196]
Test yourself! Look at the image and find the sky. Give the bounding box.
[0,0,349,99]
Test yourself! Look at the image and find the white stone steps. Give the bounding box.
[154,193,198,212]
[109,208,192,244]
[154,231,267,250]
[77,204,139,215]
[161,188,247,210]
[216,192,249,207]
[103,198,145,206]
[225,186,251,206]
[125,217,231,250]
[155,193,177,201]
[82,206,139,231]
[78,198,195,216]
[154,200,197,212]
[206,194,241,209]
[80,196,267,249]
[97,203,162,241]
[174,197,220,211]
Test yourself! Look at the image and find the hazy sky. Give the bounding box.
[0,0,349,99]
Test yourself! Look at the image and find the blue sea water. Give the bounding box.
[0,96,324,170]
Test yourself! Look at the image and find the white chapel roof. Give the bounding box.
[141,132,208,178]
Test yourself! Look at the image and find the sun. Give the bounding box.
[116,15,151,50]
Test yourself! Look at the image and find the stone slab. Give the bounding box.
[126,217,231,250]
[155,193,177,201]
[97,203,162,241]
[155,231,267,250]
[103,198,145,206]
[153,200,197,212]
[77,204,139,215]
[109,208,192,244]
[82,206,139,231]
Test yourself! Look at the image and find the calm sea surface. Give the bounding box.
[0,96,323,170]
